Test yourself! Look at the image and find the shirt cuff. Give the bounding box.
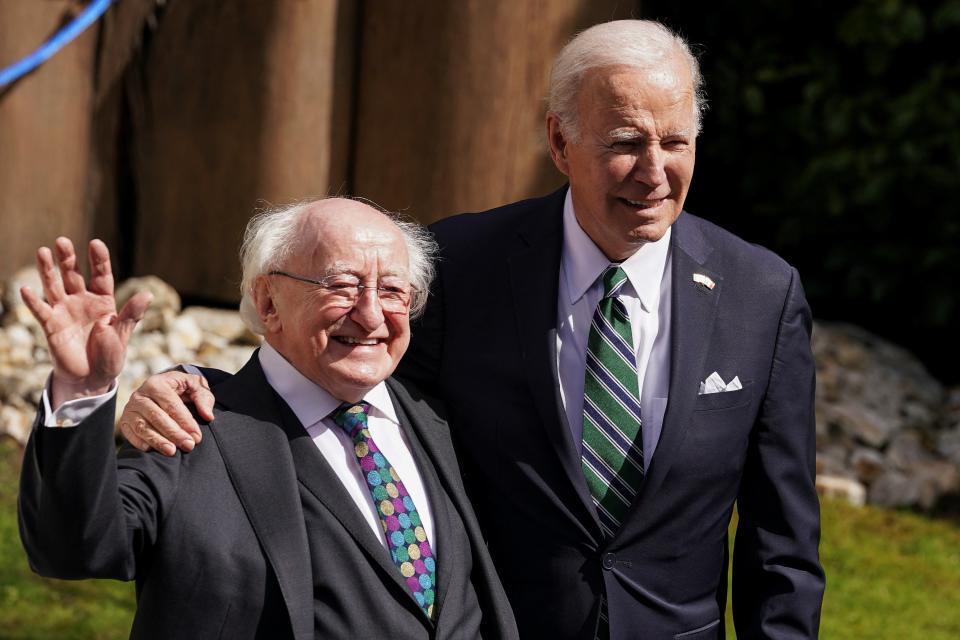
[178,363,203,377]
[41,375,118,428]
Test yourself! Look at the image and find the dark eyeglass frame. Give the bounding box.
[267,270,416,312]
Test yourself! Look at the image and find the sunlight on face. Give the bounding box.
[549,59,697,260]
[259,201,412,402]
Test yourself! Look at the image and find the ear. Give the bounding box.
[253,276,282,333]
[546,113,571,177]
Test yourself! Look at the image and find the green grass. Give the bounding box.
[816,498,960,639]
[725,498,960,639]
[0,438,134,639]
[1,436,958,639]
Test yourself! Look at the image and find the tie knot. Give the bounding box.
[332,401,370,436]
[601,265,628,299]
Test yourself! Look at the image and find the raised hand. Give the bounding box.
[19,237,152,409]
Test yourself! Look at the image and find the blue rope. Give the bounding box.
[0,0,116,87]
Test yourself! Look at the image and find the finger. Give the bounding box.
[55,237,87,295]
[19,286,53,325]
[36,246,66,303]
[116,291,153,344]
[87,239,115,296]
[127,389,197,452]
[183,376,216,427]
[122,413,177,456]
[118,419,152,452]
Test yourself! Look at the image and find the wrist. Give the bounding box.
[50,373,115,411]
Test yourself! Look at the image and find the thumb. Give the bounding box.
[116,291,153,343]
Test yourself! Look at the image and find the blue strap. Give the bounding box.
[0,0,115,87]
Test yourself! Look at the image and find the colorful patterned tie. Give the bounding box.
[332,402,438,620]
[581,265,644,538]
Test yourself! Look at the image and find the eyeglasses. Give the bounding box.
[268,270,414,313]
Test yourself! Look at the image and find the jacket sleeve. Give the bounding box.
[732,267,826,638]
[18,395,183,581]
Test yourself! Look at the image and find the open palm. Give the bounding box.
[20,238,152,407]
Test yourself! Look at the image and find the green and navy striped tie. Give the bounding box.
[581,265,644,538]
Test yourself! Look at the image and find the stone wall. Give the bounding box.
[2,270,958,512]
[814,322,960,510]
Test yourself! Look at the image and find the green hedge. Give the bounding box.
[647,0,960,382]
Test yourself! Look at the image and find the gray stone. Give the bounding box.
[0,405,32,446]
[166,315,203,362]
[850,448,886,483]
[824,402,896,448]
[0,325,35,366]
[116,276,181,332]
[936,428,960,467]
[868,464,958,511]
[1,266,42,330]
[816,449,848,477]
[869,471,921,508]
[196,345,257,375]
[885,431,932,472]
[182,306,260,345]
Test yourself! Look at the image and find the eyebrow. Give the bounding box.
[607,127,693,141]
[322,265,409,279]
[607,128,642,142]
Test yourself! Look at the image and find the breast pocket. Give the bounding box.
[693,380,754,412]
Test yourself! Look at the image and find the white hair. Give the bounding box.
[238,198,438,334]
[547,19,707,141]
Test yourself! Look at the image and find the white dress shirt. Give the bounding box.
[556,189,673,470]
[257,343,436,551]
[41,342,436,552]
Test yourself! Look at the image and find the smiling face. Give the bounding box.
[547,59,697,261]
[254,200,411,402]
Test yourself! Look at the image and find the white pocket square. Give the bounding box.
[698,372,742,395]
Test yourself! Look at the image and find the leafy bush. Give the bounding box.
[649,0,960,382]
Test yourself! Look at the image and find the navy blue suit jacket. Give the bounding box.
[399,187,824,640]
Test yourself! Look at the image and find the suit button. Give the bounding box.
[602,553,615,570]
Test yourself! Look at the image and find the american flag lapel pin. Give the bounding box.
[692,273,716,291]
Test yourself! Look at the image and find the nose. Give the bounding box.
[631,144,667,188]
[349,286,385,330]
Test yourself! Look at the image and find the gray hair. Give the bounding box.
[547,19,707,141]
[238,198,438,334]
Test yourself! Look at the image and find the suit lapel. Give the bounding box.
[209,355,314,640]
[385,379,458,620]
[507,188,602,536]
[277,400,424,612]
[216,358,430,629]
[636,213,722,506]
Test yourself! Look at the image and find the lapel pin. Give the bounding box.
[692,273,715,290]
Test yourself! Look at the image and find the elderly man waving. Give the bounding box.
[17,199,518,639]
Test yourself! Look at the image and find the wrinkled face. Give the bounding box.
[256,202,411,402]
[548,61,697,260]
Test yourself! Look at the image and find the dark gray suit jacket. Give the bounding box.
[400,187,825,640]
[19,354,517,639]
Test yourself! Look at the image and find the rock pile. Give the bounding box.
[0,270,260,445]
[814,322,959,510]
[1,270,958,512]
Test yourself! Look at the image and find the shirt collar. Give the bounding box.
[561,188,672,312]
[257,341,398,429]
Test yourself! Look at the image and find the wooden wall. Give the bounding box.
[0,0,635,302]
